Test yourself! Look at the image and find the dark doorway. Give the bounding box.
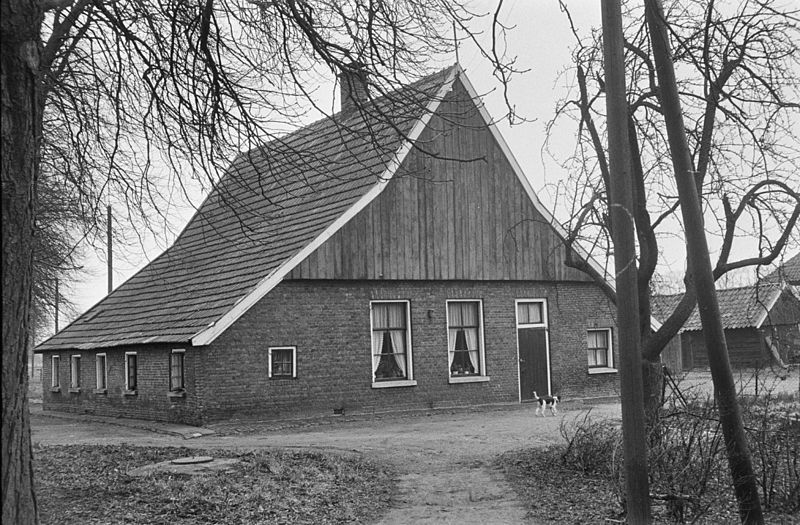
[518,327,549,400]
[516,300,550,401]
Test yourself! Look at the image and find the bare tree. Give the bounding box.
[549,0,800,397]
[645,0,764,520]
[2,1,516,522]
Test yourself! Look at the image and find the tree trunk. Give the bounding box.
[1,1,43,523]
[600,1,652,522]
[642,359,665,429]
[644,1,764,522]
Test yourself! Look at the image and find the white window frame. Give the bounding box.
[50,355,60,389]
[587,328,617,374]
[169,349,186,391]
[268,346,297,379]
[95,353,107,392]
[124,351,138,392]
[369,300,416,388]
[446,299,489,384]
[69,354,81,391]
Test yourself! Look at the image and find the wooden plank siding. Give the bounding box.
[288,79,591,283]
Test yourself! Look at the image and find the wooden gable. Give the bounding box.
[289,78,591,282]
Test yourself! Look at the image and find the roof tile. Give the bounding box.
[38,67,457,351]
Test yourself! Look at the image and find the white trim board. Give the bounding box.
[191,67,459,346]
[454,68,663,331]
[754,285,785,329]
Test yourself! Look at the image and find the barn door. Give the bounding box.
[516,300,551,401]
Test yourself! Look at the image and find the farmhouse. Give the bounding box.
[36,65,621,424]
[653,281,800,371]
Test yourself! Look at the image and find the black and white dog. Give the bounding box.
[532,391,560,416]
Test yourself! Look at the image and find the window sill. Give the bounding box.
[371,379,417,389]
[123,389,138,396]
[448,375,490,384]
[167,390,186,399]
[588,367,618,375]
[50,386,61,393]
[269,376,296,380]
[68,387,81,393]
[93,388,107,395]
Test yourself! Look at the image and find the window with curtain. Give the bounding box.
[587,329,612,368]
[70,355,81,389]
[95,354,107,390]
[269,347,296,378]
[170,350,185,390]
[517,302,544,325]
[447,301,482,376]
[371,302,410,381]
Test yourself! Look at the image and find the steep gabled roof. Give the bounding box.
[763,252,800,285]
[38,66,458,351]
[652,284,785,332]
[38,65,614,352]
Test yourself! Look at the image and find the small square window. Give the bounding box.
[95,354,107,390]
[170,350,185,391]
[125,352,138,391]
[51,355,60,388]
[269,347,296,379]
[70,355,81,389]
[587,329,614,370]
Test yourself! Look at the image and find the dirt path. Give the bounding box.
[32,402,622,523]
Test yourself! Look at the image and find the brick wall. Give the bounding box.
[200,280,620,421]
[39,279,620,424]
[40,344,201,424]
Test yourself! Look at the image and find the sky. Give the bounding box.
[55,0,796,333]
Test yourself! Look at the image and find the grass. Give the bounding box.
[34,445,394,524]
[498,386,799,524]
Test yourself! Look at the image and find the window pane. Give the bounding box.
[71,357,80,388]
[127,355,137,390]
[518,303,543,324]
[271,349,293,377]
[52,356,60,387]
[448,302,478,328]
[96,355,106,389]
[372,303,389,329]
[588,330,610,368]
[170,353,184,389]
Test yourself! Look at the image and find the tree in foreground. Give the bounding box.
[550,0,800,521]
[1,1,515,522]
[550,0,800,380]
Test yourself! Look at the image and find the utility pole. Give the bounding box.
[54,278,59,332]
[600,0,651,522]
[107,204,113,294]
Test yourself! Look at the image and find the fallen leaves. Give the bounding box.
[34,445,394,524]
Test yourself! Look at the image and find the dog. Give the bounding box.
[532,391,560,416]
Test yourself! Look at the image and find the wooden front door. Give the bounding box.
[516,300,551,401]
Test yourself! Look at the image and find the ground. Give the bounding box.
[31,400,623,524]
[29,368,799,523]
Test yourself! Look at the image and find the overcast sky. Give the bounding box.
[58,1,794,332]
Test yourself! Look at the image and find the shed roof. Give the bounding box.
[763,252,800,285]
[651,284,785,332]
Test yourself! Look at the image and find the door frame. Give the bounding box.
[514,298,551,402]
